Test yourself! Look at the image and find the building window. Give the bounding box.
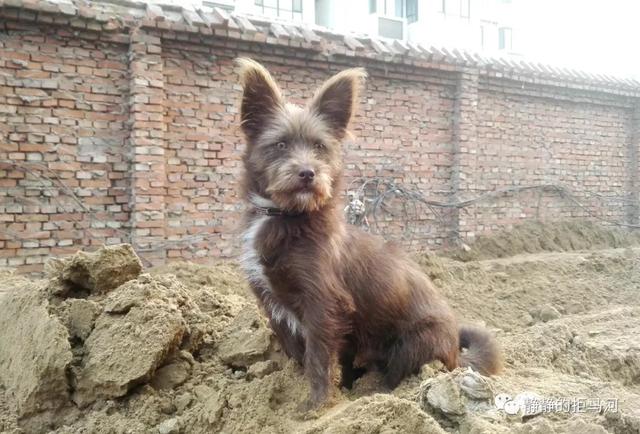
[381,0,395,16]
[394,0,404,18]
[499,27,512,50]
[379,0,407,18]
[460,0,470,18]
[372,0,418,23]
[406,0,418,22]
[255,0,303,21]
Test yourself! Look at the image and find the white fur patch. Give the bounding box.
[248,194,276,209]
[261,287,305,337]
[239,215,270,288]
[239,212,305,337]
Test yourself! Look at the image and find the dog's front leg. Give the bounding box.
[249,284,306,365]
[268,315,305,365]
[303,331,332,408]
[298,305,341,411]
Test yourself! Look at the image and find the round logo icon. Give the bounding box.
[503,399,521,415]
[494,393,512,410]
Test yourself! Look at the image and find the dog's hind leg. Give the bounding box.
[383,322,459,389]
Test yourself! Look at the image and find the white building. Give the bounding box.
[203,0,316,24]
[203,0,517,55]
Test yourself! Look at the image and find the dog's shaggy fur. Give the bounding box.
[236,58,502,409]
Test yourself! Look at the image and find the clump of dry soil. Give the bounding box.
[446,220,640,261]
[1,224,640,433]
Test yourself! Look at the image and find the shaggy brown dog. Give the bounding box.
[236,58,501,410]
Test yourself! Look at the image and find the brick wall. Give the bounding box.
[462,85,633,236]
[1,1,639,273]
[0,22,130,273]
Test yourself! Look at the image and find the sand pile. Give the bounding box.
[447,221,640,261]
[1,227,640,433]
[0,245,253,433]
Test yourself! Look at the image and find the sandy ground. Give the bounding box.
[1,223,640,433]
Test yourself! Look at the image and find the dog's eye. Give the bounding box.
[275,141,287,150]
[314,142,325,150]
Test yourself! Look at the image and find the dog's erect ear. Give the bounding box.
[309,68,367,139]
[236,58,284,142]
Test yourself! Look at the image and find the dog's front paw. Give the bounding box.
[295,394,333,419]
[296,397,319,411]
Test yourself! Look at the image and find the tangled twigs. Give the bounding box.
[0,160,227,254]
[345,178,640,243]
[0,160,132,240]
[2,160,638,255]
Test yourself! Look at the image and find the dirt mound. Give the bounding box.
[502,306,640,386]
[2,242,640,433]
[305,394,446,433]
[0,245,250,433]
[447,221,640,261]
[419,247,640,331]
[150,261,250,299]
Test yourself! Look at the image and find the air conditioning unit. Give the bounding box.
[378,16,404,39]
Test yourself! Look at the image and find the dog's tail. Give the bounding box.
[459,325,502,375]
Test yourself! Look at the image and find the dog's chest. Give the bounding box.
[239,215,305,336]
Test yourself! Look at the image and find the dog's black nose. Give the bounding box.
[298,169,315,181]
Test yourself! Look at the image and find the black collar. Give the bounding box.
[248,195,305,217]
[253,206,304,217]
